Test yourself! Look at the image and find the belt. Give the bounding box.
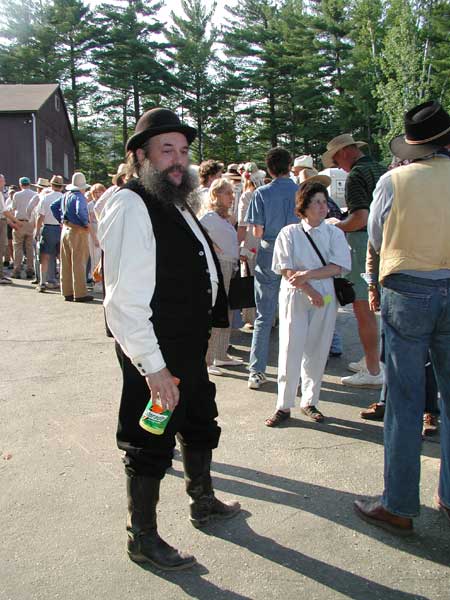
[63,220,88,229]
[18,219,29,222]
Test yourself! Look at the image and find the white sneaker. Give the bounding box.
[341,369,384,389]
[208,365,224,376]
[347,357,366,373]
[214,355,244,367]
[0,276,12,284]
[248,372,268,390]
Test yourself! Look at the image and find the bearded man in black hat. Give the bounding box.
[98,108,240,570]
[354,100,450,535]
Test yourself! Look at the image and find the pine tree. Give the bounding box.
[0,0,61,83]
[375,0,426,156]
[48,0,96,165]
[166,0,218,161]
[222,0,285,148]
[92,0,174,149]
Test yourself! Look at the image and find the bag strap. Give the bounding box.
[302,224,326,266]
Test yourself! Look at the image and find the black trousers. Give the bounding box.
[115,341,221,479]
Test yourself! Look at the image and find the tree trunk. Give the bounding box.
[133,82,140,123]
[268,87,277,147]
[122,91,128,152]
[70,40,80,167]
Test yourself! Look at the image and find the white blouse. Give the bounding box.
[200,211,239,262]
[272,220,351,296]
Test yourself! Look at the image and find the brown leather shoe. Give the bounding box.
[435,495,450,525]
[360,402,385,421]
[354,499,413,536]
[422,413,438,436]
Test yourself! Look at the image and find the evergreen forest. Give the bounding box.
[0,0,449,181]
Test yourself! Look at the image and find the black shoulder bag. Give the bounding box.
[302,226,355,306]
[228,260,256,310]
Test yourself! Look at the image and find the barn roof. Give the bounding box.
[0,83,59,112]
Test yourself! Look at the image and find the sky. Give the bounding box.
[88,0,235,29]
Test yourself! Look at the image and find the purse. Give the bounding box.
[302,226,355,306]
[228,260,256,310]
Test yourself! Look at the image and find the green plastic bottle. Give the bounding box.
[139,377,180,435]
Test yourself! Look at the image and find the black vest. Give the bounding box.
[124,180,229,347]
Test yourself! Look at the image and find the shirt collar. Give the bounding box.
[302,219,326,233]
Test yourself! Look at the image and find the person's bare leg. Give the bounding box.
[353,300,380,374]
[40,253,49,285]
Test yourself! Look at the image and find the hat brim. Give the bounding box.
[66,184,90,191]
[389,134,445,161]
[321,141,367,168]
[126,124,197,152]
[302,174,331,187]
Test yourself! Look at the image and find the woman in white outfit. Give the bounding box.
[265,181,351,427]
[200,178,243,376]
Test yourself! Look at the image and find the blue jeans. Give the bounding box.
[249,245,281,374]
[330,330,343,355]
[381,274,450,517]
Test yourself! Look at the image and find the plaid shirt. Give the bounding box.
[345,155,386,215]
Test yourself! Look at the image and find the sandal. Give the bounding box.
[265,410,291,427]
[301,406,324,422]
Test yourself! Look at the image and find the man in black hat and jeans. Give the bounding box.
[354,100,450,535]
[98,108,240,570]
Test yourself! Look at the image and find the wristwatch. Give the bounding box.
[368,284,378,291]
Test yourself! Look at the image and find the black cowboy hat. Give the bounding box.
[390,100,450,161]
[126,107,197,151]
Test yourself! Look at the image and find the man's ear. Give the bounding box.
[136,148,145,163]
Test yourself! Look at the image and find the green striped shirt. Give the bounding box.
[345,155,387,214]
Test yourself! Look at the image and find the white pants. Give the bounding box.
[277,288,337,410]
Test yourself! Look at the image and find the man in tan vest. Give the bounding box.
[354,100,450,535]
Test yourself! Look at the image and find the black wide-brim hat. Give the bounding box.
[126,107,197,152]
[390,100,450,161]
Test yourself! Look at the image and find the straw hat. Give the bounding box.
[49,175,64,187]
[321,134,367,168]
[390,100,450,161]
[293,155,314,169]
[299,168,331,187]
[31,177,50,189]
[223,163,242,182]
[66,172,90,191]
[108,163,127,185]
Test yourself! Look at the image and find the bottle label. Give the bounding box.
[143,409,167,424]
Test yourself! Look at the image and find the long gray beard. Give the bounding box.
[139,159,195,208]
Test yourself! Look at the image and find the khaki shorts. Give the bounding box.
[347,231,368,301]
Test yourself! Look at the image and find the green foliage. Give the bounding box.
[1,0,449,173]
[166,0,219,160]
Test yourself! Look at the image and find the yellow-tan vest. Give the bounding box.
[379,156,450,283]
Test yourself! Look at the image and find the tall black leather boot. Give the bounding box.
[181,447,241,529]
[126,474,196,570]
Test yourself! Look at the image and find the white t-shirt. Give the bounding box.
[38,191,62,225]
[200,211,239,262]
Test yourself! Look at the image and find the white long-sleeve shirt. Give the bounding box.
[98,188,218,376]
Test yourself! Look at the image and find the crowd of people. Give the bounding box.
[1,99,449,568]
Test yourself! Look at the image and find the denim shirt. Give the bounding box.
[244,177,299,245]
[51,190,89,227]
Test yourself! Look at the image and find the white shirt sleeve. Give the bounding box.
[98,189,165,376]
[328,225,352,274]
[272,226,294,273]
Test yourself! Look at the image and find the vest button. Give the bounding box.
[199,251,204,256]
[207,288,212,294]
[208,309,212,315]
